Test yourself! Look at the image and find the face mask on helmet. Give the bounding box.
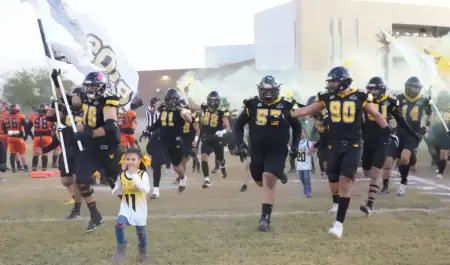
[164,89,181,109]
[326,79,345,93]
[207,96,221,109]
[405,84,421,98]
[258,87,280,102]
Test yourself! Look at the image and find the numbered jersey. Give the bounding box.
[183,113,199,138]
[201,104,229,136]
[2,113,26,137]
[60,111,84,151]
[363,95,398,141]
[159,107,186,139]
[119,110,136,134]
[29,113,53,137]
[243,96,296,145]
[117,170,149,226]
[296,140,312,170]
[81,95,121,146]
[318,89,372,142]
[397,93,431,133]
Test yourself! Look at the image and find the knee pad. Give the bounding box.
[249,163,263,183]
[327,173,340,183]
[78,184,94,197]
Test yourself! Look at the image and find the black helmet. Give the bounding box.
[206,91,221,109]
[257,75,281,102]
[366,76,387,99]
[164,88,181,109]
[326,66,353,93]
[37,103,48,115]
[83,71,108,99]
[404,76,422,98]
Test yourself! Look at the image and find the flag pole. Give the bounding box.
[36,18,69,173]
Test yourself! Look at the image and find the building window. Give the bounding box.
[392,23,450,38]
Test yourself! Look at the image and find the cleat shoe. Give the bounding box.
[258,218,270,232]
[221,168,227,179]
[202,180,211,189]
[359,203,372,216]
[139,247,150,263]
[329,203,338,213]
[379,186,389,194]
[397,184,407,196]
[328,221,343,238]
[86,217,103,233]
[240,184,247,192]
[178,176,187,193]
[66,208,80,220]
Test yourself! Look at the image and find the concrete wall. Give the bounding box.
[254,1,297,71]
[204,45,254,68]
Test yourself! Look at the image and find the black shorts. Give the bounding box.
[326,141,362,182]
[397,133,419,156]
[162,135,184,166]
[249,142,288,182]
[200,138,225,161]
[182,136,194,158]
[59,151,78,177]
[362,140,388,170]
[76,145,122,188]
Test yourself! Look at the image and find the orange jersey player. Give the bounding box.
[119,110,137,148]
[29,104,53,171]
[2,104,30,172]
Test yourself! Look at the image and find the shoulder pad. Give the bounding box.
[357,89,368,93]
[104,96,120,107]
[283,97,293,103]
[387,95,399,105]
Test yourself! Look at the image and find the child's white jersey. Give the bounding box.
[296,139,312,170]
[113,170,151,226]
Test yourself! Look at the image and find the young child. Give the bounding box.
[112,147,151,263]
[296,128,314,197]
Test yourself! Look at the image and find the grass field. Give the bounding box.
[1,143,450,265]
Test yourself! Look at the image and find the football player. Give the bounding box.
[395,77,432,196]
[53,70,122,233]
[188,91,231,188]
[29,104,53,171]
[291,66,390,238]
[235,75,302,232]
[360,77,418,215]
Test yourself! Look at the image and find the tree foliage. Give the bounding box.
[1,68,75,108]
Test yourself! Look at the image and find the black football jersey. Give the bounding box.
[242,96,298,146]
[317,89,372,142]
[159,107,186,140]
[200,103,229,136]
[397,93,431,133]
[81,95,121,147]
[363,95,398,141]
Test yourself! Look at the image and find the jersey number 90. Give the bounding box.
[329,101,355,123]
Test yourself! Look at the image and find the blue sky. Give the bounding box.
[0,0,289,74]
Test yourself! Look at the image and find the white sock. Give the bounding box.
[153,187,160,195]
[205,177,210,182]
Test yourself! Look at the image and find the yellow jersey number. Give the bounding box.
[82,104,97,127]
[255,109,282,126]
[401,105,419,121]
[203,112,219,127]
[161,111,174,127]
[329,100,355,123]
[65,115,84,127]
[368,103,388,121]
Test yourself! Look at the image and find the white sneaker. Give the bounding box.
[435,169,439,173]
[328,221,343,238]
[329,203,338,213]
[437,174,443,179]
[397,184,407,196]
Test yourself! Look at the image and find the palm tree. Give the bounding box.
[376,30,398,84]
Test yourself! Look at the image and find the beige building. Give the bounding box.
[296,0,450,70]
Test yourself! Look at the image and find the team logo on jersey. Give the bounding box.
[257,103,262,107]
[349,95,357,100]
[276,103,284,108]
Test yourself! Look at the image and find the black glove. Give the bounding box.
[419,126,427,136]
[51,69,61,87]
[74,128,94,141]
[237,143,249,162]
[289,147,299,160]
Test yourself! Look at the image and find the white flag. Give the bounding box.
[23,0,139,110]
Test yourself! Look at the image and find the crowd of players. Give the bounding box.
[2,65,449,261]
